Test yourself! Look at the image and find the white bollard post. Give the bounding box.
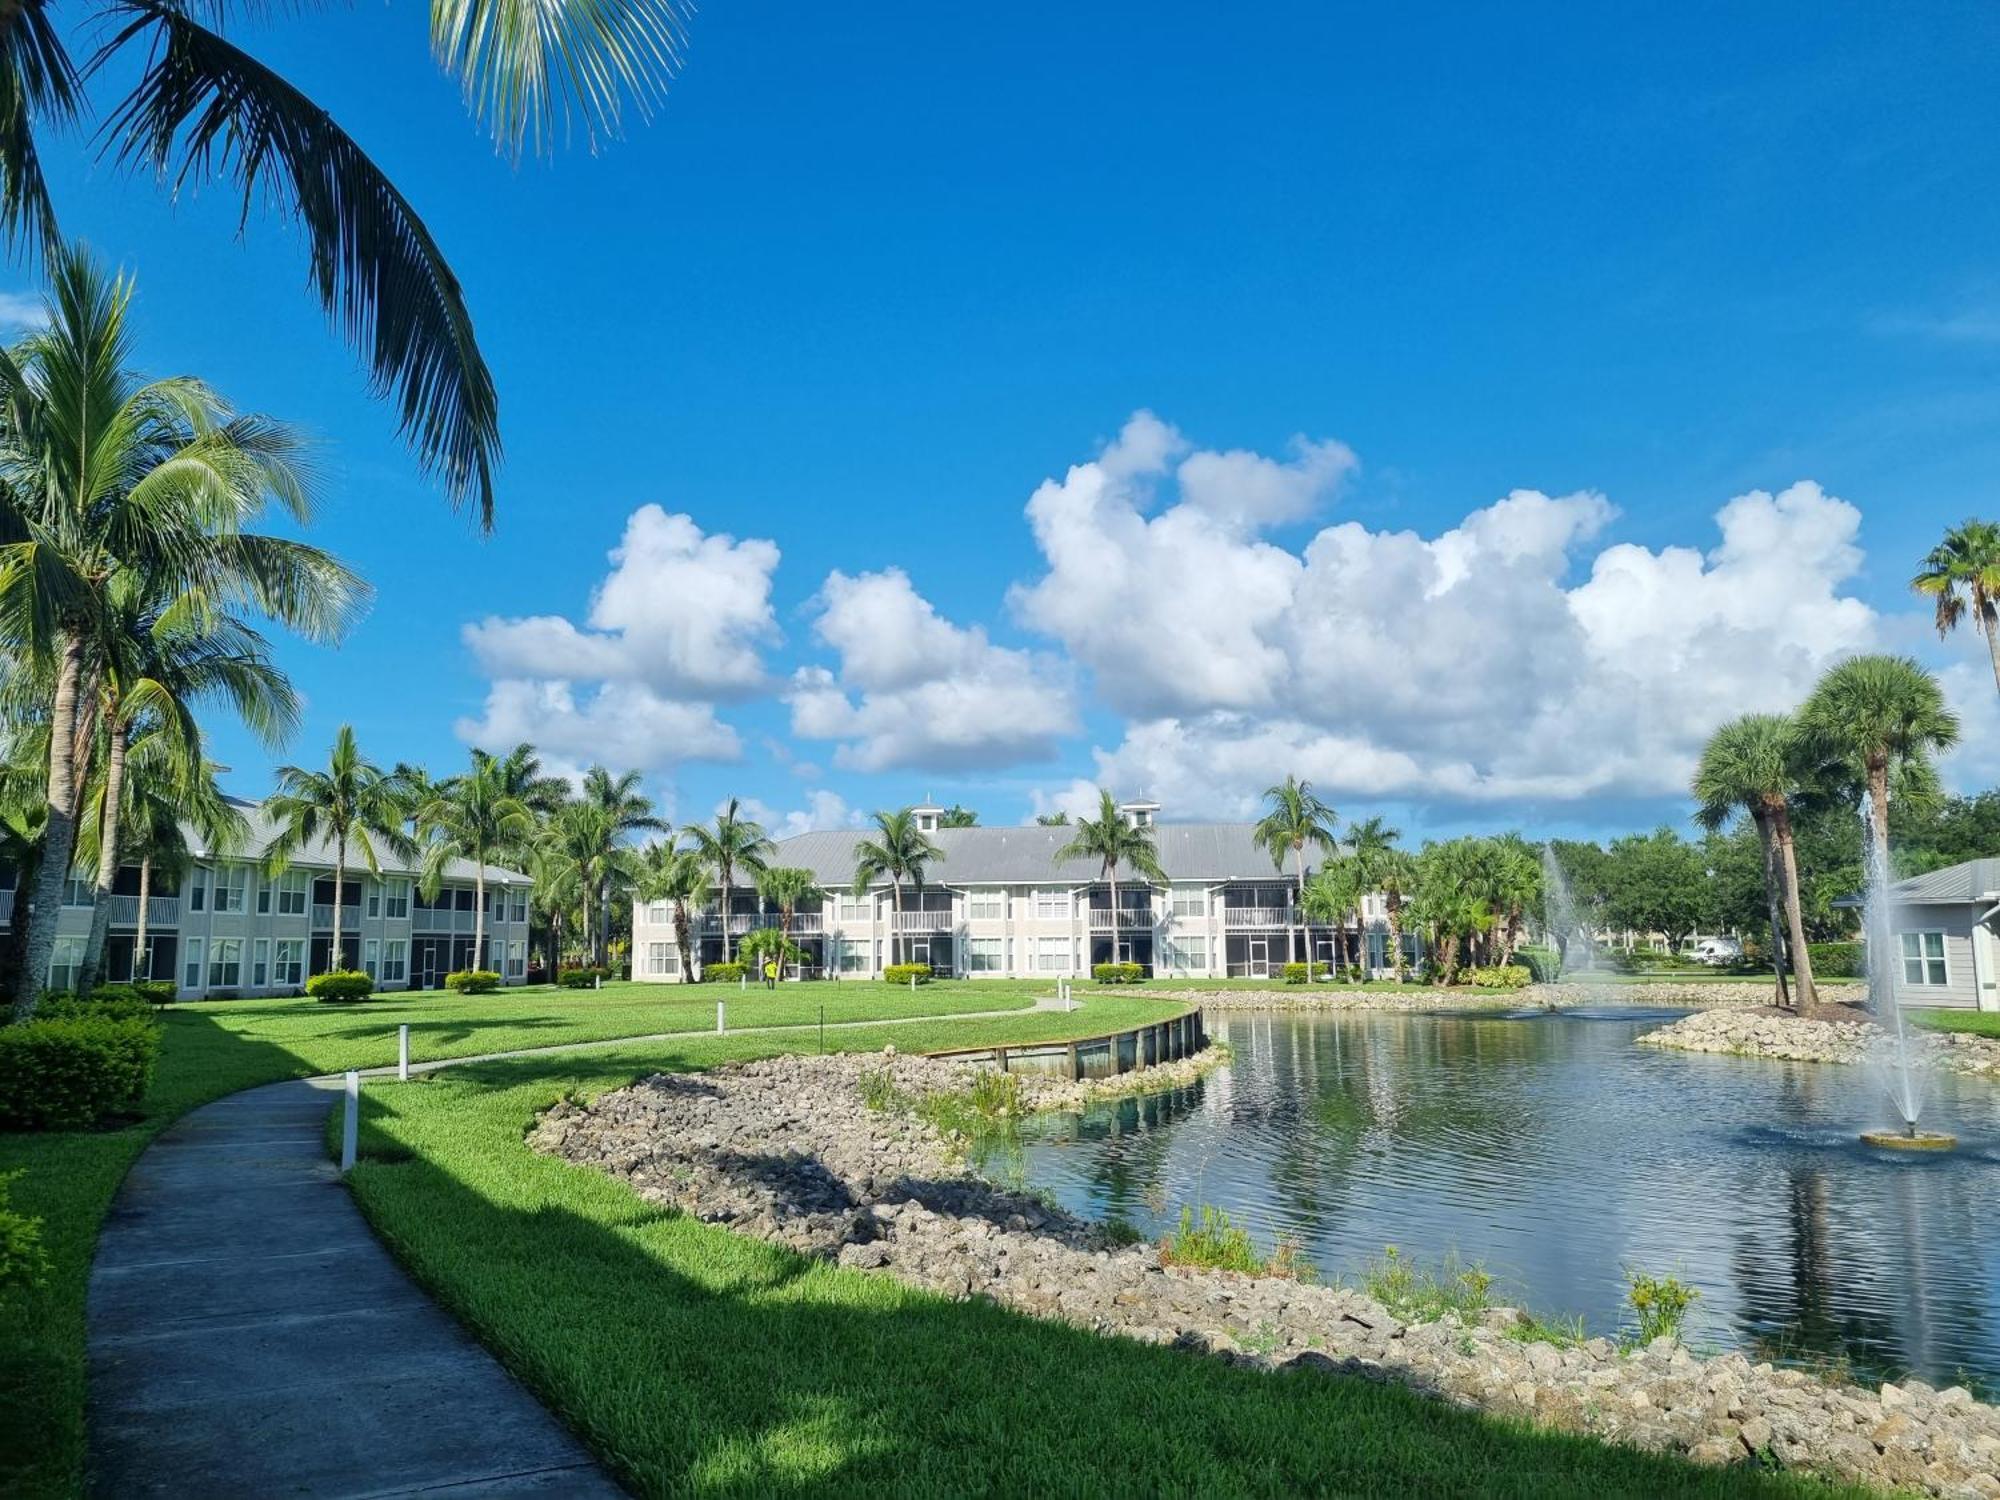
[716,1000,726,1035]
[397,1024,409,1082]
[910,974,917,994]
[341,1070,359,1172]
[595,973,602,991]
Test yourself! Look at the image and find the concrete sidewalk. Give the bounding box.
[86,1077,622,1498]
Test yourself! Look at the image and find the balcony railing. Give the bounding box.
[1224,906,1298,928]
[104,895,181,927]
[1087,909,1152,931]
[411,908,476,933]
[891,910,953,933]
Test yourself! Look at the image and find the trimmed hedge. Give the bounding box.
[1281,962,1329,984]
[0,1016,160,1130]
[1515,945,1561,984]
[1092,961,1144,984]
[1807,942,1864,979]
[883,963,933,986]
[1466,964,1533,989]
[36,989,154,1024]
[306,970,375,1003]
[134,979,177,1006]
[558,966,610,989]
[703,962,747,984]
[446,969,502,994]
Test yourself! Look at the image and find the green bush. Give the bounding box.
[557,966,609,989]
[305,970,374,1003]
[445,969,502,994]
[1515,945,1561,983]
[1627,1269,1699,1345]
[0,1170,48,1296]
[37,989,153,1024]
[702,962,747,984]
[883,963,932,986]
[1281,961,1329,984]
[133,979,176,1006]
[1159,1205,1266,1274]
[1092,961,1143,984]
[0,1016,160,1130]
[1465,964,1532,990]
[1807,942,1864,979]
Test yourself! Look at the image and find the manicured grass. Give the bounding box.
[340,1025,1866,1499]
[0,978,1073,1499]
[1909,1007,2000,1038]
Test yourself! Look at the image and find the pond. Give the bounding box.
[992,1006,2000,1390]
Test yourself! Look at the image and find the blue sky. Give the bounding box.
[31,1,2000,840]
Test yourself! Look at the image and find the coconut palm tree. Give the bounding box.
[0,249,363,1016]
[1913,519,2000,697]
[416,755,533,973]
[1252,775,1338,966]
[1299,865,1355,979]
[1691,713,1820,1009]
[686,798,773,963]
[1052,790,1167,969]
[755,865,822,977]
[635,838,706,982]
[265,727,415,976]
[1344,816,1402,977]
[578,766,665,963]
[852,808,943,966]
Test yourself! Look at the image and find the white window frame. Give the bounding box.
[968,889,1006,921]
[275,939,304,987]
[363,937,380,979]
[1036,935,1070,973]
[839,895,873,924]
[277,870,308,916]
[209,937,242,988]
[187,867,207,913]
[1170,887,1206,919]
[183,936,205,990]
[383,877,410,920]
[647,903,669,925]
[1034,889,1067,921]
[48,934,85,991]
[212,864,248,914]
[966,936,1005,972]
[253,937,270,988]
[509,892,527,924]
[381,939,408,984]
[505,940,526,978]
[366,882,381,919]
[1167,936,1207,971]
[1899,931,1949,988]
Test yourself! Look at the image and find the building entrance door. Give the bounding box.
[908,938,931,970]
[1247,936,1271,978]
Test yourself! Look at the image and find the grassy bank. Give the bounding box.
[338,1026,1864,1498]
[0,978,1066,1499]
[1909,1007,2000,1039]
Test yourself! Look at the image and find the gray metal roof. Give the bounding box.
[745,823,1323,891]
[205,797,530,885]
[1887,857,2000,906]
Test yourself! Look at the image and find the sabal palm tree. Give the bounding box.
[1913,519,2000,696]
[417,755,533,972]
[0,0,695,521]
[1052,790,1167,968]
[1410,839,1494,985]
[755,866,822,977]
[1299,865,1355,978]
[265,726,415,976]
[635,838,706,982]
[1487,832,1542,965]
[1345,816,1402,977]
[1376,847,1416,981]
[852,808,943,966]
[1252,775,1337,965]
[686,797,773,963]
[1692,713,1819,1009]
[0,250,363,1016]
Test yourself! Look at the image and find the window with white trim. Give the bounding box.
[966,936,1005,971]
[1166,936,1207,971]
[209,938,243,988]
[1900,931,1948,987]
[1036,936,1070,972]
[968,889,1006,921]
[253,938,270,988]
[510,892,527,924]
[61,875,94,907]
[213,864,248,914]
[274,939,304,986]
[363,938,380,979]
[1034,889,1067,921]
[187,868,207,912]
[647,941,673,975]
[277,870,307,916]
[384,878,410,920]
[507,940,526,978]
[836,937,869,973]
[48,935,84,991]
[839,896,872,924]
[183,936,205,989]
[381,940,408,984]
[366,882,381,918]
[647,903,669,924]
[1170,888,1206,919]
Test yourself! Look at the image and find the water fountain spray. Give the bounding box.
[1857,804,1956,1152]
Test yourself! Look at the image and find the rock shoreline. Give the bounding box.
[1638,1007,2000,1079]
[1161,980,1865,1012]
[531,1049,2000,1497]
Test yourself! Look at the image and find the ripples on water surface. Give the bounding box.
[999,1007,2000,1389]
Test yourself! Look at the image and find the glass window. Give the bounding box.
[1900,931,1948,987]
[363,938,380,979]
[257,878,271,915]
[1036,936,1070,972]
[968,890,1006,921]
[506,941,526,978]
[647,941,672,975]
[380,878,408,920]
[1170,888,1206,918]
[647,903,670,924]
[839,896,872,923]
[1034,889,1067,921]
[454,887,475,912]
[253,938,269,988]
[366,883,381,918]
[277,870,308,916]
[48,935,84,991]
[381,940,408,984]
[208,938,242,987]
[1167,936,1207,971]
[187,868,207,912]
[274,940,304,986]
[213,865,248,913]
[836,937,869,973]
[510,892,527,923]
[966,936,1005,972]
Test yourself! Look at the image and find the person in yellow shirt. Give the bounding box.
[763,958,778,990]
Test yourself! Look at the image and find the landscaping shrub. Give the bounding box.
[1465,964,1532,990]
[133,980,176,1006]
[1807,942,1864,979]
[37,989,153,1024]
[883,963,932,986]
[0,1170,48,1296]
[1515,945,1561,983]
[1091,961,1143,984]
[1281,961,1329,984]
[557,966,610,989]
[305,970,374,1003]
[445,969,502,994]
[701,962,746,984]
[0,1016,160,1130]
[1627,1269,1699,1345]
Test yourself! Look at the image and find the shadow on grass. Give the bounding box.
[344,1068,1872,1500]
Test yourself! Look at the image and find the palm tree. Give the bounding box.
[685,798,773,963]
[417,755,533,973]
[1692,713,1819,1009]
[543,799,615,967]
[578,766,665,964]
[1913,519,2000,696]
[939,804,979,827]
[0,0,696,522]
[852,808,943,966]
[265,726,415,976]
[1344,816,1402,977]
[1252,775,1338,965]
[0,250,363,1016]
[1052,790,1168,969]
[754,866,822,977]
[1299,865,1355,979]
[1799,656,1959,1011]
[635,838,706,982]
[1376,847,1416,981]
[1487,833,1542,965]
[1410,839,1494,985]
[1034,812,1069,826]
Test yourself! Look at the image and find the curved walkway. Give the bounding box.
[84,993,1083,1497]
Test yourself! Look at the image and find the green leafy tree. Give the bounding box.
[1253,775,1338,965]
[852,808,943,966]
[575,766,664,963]
[1299,864,1356,976]
[1344,816,1403,977]
[939,805,979,827]
[1052,790,1167,962]
[686,798,774,963]
[1409,838,1494,984]
[1601,828,1708,954]
[635,839,707,982]
[1034,812,1069,826]
[416,755,533,973]
[755,865,822,975]
[265,726,416,976]
[1912,518,2000,697]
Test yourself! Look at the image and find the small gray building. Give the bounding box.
[1881,858,2000,1013]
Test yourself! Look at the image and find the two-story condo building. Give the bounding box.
[631,802,1419,982]
[0,796,535,997]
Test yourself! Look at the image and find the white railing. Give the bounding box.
[1088,909,1152,931]
[311,903,334,929]
[104,895,181,926]
[1225,906,1298,928]
[891,910,953,933]
[412,908,475,933]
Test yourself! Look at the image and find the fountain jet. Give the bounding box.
[1859,804,1956,1152]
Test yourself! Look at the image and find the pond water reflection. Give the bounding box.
[996,1007,2000,1389]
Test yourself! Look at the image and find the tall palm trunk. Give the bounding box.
[134,855,153,984]
[1982,613,2000,698]
[719,859,734,962]
[1768,800,1818,1009]
[78,723,133,993]
[19,633,88,1018]
[889,876,903,965]
[673,900,693,983]
[1386,888,1407,981]
[473,863,487,973]
[1107,861,1120,969]
[1291,845,1306,965]
[1750,808,1791,1009]
[330,835,347,975]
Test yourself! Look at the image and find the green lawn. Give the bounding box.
[1909,1007,2000,1038]
[0,977,1063,1500]
[339,1025,1866,1499]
